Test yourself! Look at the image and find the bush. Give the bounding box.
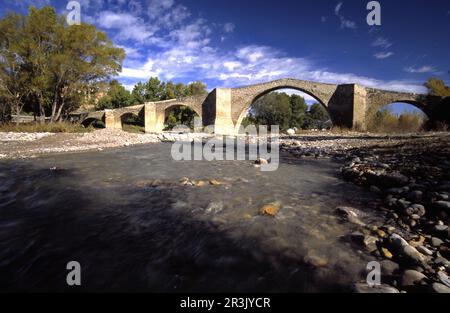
[368,109,426,133]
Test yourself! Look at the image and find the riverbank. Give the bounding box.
[283,132,450,293]
[0,129,211,159]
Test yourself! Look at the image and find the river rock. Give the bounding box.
[400,270,427,287]
[378,172,409,188]
[431,282,450,293]
[407,190,423,202]
[390,234,427,265]
[353,282,399,293]
[259,203,280,217]
[304,255,328,268]
[437,271,450,288]
[416,245,433,256]
[434,256,450,267]
[431,237,444,247]
[402,245,427,265]
[390,233,409,249]
[335,206,365,226]
[205,201,224,214]
[410,204,426,216]
[254,158,268,165]
[434,201,450,212]
[286,129,296,136]
[381,247,393,259]
[432,224,449,238]
[380,259,399,276]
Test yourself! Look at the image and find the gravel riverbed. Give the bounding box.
[1,129,449,292]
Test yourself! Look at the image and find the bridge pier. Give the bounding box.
[213,88,236,135]
[144,103,164,133]
[104,110,122,129]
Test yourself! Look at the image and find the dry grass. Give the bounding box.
[0,122,93,133]
[368,110,426,134]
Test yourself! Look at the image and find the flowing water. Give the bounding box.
[0,143,383,292]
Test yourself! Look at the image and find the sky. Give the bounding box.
[1,0,450,106]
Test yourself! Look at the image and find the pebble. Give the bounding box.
[380,260,399,276]
[435,201,450,212]
[381,247,393,259]
[437,271,450,288]
[431,237,444,247]
[353,282,399,293]
[303,255,328,268]
[205,201,224,214]
[416,245,433,256]
[259,203,280,217]
[431,282,450,293]
[335,206,366,226]
[400,270,427,287]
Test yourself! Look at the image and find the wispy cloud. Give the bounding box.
[404,65,436,73]
[223,22,235,33]
[372,37,393,49]
[374,52,394,59]
[334,2,357,29]
[80,0,425,94]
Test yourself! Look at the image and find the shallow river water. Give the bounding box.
[0,143,383,292]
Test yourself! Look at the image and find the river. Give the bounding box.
[0,143,383,292]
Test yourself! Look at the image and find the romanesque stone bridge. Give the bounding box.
[79,78,448,134]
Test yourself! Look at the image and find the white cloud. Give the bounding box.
[108,0,424,94]
[320,16,327,23]
[334,2,357,29]
[372,37,393,49]
[97,11,158,42]
[374,52,394,59]
[116,45,141,59]
[224,22,235,33]
[404,65,436,73]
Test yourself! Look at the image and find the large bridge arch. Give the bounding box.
[365,89,431,122]
[230,79,338,127]
[234,86,332,132]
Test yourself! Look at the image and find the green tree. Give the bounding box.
[289,94,308,128]
[96,80,132,109]
[252,92,292,131]
[0,12,29,124]
[186,81,208,96]
[0,6,125,123]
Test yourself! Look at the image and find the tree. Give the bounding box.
[186,81,208,96]
[425,78,450,97]
[96,80,132,109]
[252,92,292,131]
[0,6,125,123]
[289,94,308,128]
[0,12,29,124]
[131,82,147,104]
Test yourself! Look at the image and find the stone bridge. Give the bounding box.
[78,78,448,134]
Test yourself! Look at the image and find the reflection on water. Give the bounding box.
[0,143,382,292]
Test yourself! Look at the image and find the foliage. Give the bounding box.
[96,80,132,109]
[425,78,450,97]
[248,91,331,131]
[127,77,207,129]
[368,108,426,133]
[0,6,125,123]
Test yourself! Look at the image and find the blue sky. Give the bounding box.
[1,0,450,99]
